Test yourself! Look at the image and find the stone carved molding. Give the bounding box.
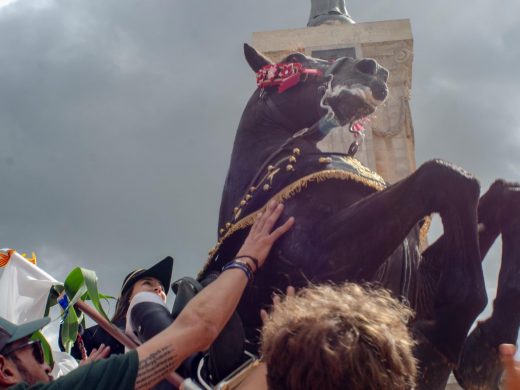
[394,47,412,63]
[361,41,413,84]
[372,96,408,138]
[359,41,413,141]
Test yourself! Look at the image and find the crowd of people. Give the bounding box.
[1,200,519,389]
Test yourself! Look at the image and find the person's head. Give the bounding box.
[261,283,417,390]
[0,317,52,388]
[129,277,167,302]
[112,256,173,323]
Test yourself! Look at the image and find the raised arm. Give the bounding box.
[134,201,294,390]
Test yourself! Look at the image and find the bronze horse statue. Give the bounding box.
[198,44,520,389]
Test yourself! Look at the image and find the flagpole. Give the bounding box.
[74,299,184,388]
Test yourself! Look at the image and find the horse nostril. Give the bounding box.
[378,68,389,83]
[371,82,388,101]
[356,59,377,76]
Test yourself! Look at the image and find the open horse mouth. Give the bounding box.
[322,83,382,127]
[320,56,389,128]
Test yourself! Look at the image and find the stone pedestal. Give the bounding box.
[252,19,415,183]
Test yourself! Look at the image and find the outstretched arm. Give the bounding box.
[134,201,294,390]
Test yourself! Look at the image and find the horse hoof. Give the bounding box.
[454,322,502,390]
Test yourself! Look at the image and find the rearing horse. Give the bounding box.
[199,44,520,389]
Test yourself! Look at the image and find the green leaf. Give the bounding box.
[62,267,109,319]
[60,306,79,354]
[48,266,115,353]
[98,293,115,300]
[31,331,54,368]
[64,268,87,305]
[80,268,110,320]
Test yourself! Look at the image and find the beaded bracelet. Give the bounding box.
[234,255,260,272]
[222,260,254,283]
[234,259,255,276]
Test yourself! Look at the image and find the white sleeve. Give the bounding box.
[51,350,79,378]
[124,291,168,349]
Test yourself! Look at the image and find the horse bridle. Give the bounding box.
[256,57,364,152]
[256,59,329,131]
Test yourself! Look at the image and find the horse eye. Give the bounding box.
[287,53,306,62]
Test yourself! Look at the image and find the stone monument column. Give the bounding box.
[308,0,355,26]
[252,3,415,184]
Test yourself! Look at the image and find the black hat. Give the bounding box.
[120,256,174,296]
[0,316,50,352]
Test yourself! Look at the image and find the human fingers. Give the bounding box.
[501,344,520,390]
[259,203,285,234]
[286,286,295,297]
[500,344,517,371]
[238,204,279,247]
[261,293,282,321]
[250,212,263,234]
[88,347,100,361]
[260,309,269,324]
[500,344,516,356]
[269,216,294,241]
[237,203,292,268]
[261,293,282,324]
[96,344,111,360]
[80,349,94,366]
[82,348,94,364]
[88,344,110,362]
[255,201,278,233]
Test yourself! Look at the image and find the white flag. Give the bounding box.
[0,249,79,376]
[0,249,58,322]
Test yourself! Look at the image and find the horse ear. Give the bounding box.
[244,43,273,72]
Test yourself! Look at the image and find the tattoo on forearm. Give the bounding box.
[135,346,178,390]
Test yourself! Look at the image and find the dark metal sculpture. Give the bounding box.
[199,44,520,389]
[308,0,355,27]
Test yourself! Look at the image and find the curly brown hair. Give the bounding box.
[260,283,417,390]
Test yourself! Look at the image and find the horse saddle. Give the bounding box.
[201,151,387,276]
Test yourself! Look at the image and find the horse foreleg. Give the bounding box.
[454,180,520,390]
[410,174,488,389]
[320,161,480,281]
[319,159,484,389]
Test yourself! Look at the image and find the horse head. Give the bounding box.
[244,43,388,135]
[218,45,390,229]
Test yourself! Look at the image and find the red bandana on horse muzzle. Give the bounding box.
[256,62,323,93]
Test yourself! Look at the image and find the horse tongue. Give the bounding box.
[351,121,364,132]
[350,117,370,133]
